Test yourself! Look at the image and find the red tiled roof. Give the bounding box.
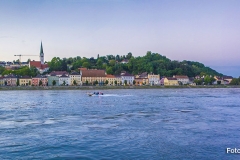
[29,61,49,69]
[81,70,106,77]
[50,71,68,76]
[78,68,87,71]
[19,76,31,79]
[175,75,189,79]
[106,75,116,78]
[166,77,177,80]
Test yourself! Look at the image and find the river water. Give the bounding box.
[0,89,240,159]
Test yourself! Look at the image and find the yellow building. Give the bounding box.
[80,68,106,85]
[70,72,81,85]
[0,77,4,86]
[19,76,32,86]
[106,75,121,86]
[164,77,179,86]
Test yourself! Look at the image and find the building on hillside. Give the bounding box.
[59,74,71,86]
[48,71,69,77]
[29,42,49,74]
[47,73,59,86]
[106,75,121,86]
[70,72,81,85]
[120,59,129,64]
[19,76,32,86]
[121,71,134,85]
[79,69,106,85]
[0,77,4,86]
[164,77,179,86]
[173,75,189,85]
[148,73,160,85]
[32,75,48,86]
[4,74,17,86]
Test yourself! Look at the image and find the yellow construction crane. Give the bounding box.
[14,54,39,65]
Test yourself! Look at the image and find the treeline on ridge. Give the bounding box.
[48,51,222,77]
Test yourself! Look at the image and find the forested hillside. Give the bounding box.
[0,51,222,77]
[48,51,222,77]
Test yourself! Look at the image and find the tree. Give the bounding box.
[109,60,116,66]
[4,81,7,86]
[96,59,103,69]
[217,81,221,85]
[39,80,43,86]
[48,57,63,71]
[63,81,66,86]
[230,78,239,85]
[106,66,113,74]
[133,80,136,85]
[17,79,19,86]
[114,80,117,86]
[124,80,127,86]
[85,80,88,85]
[105,80,109,85]
[126,52,133,59]
[95,80,98,85]
[28,81,31,86]
[73,80,77,85]
[120,81,122,85]
[194,79,202,85]
[82,62,90,68]
[52,80,56,86]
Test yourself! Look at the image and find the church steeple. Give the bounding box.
[40,41,43,54]
[40,41,44,64]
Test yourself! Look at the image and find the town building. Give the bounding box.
[106,75,121,86]
[47,73,59,86]
[70,72,81,85]
[29,42,49,74]
[0,77,4,86]
[121,71,134,85]
[19,76,32,86]
[163,77,179,86]
[32,75,48,86]
[135,72,148,85]
[79,68,106,85]
[148,73,160,85]
[59,74,71,86]
[223,76,233,83]
[4,74,17,86]
[48,71,69,77]
[173,75,189,85]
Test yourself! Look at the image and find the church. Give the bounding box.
[29,42,49,74]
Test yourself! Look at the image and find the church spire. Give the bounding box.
[40,41,43,54]
[40,41,44,64]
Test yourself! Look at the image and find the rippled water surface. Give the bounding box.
[0,89,240,159]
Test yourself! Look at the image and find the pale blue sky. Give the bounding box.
[0,0,239,76]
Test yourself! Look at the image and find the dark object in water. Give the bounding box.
[88,92,103,96]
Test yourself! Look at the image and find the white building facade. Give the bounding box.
[121,72,134,85]
[59,75,71,86]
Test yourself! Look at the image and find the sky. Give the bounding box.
[0,0,239,77]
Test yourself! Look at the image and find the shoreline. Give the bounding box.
[0,85,240,91]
